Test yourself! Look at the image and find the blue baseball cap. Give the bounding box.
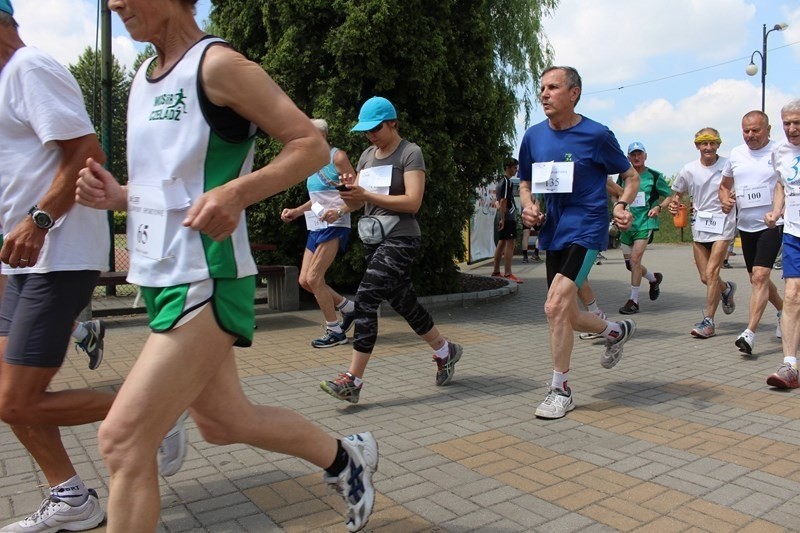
[0,0,13,16]
[351,97,397,132]
[627,141,646,154]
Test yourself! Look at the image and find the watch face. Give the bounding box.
[33,211,53,228]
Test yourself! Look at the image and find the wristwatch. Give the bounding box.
[613,201,629,210]
[28,206,55,229]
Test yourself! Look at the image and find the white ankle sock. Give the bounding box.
[71,322,88,341]
[602,321,623,341]
[327,321,343,333]
[51,475,88,506]
[346,372,363,387]
[551,370,569,391]
[336,298,355,314]
[630,286,640,303]
[434,341,450,359]
[644,271,656,283]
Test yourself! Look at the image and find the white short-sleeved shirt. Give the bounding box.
[722,141,780,232]
[672,157,736,242]
[0,47,109,274]
[772,140,800,238]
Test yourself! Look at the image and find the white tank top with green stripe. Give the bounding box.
[126,37,257,286]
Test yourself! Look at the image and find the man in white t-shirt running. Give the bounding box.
[669,127,737,339]
[0,6,112,530]
[719,111,784,355]
[765,99,800,390]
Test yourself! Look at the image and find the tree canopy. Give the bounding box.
[210,0,556,294]
[69,47,131,184]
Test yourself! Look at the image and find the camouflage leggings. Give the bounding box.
[352,236,435,354]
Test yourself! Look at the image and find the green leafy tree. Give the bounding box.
[132,44,156,74]
[211,0,555,294]
[69,47,130,184]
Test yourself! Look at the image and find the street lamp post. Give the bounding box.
[746,22,789,112]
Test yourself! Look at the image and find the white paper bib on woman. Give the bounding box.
[359,165,393,195]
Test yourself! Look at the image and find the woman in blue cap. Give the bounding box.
[320,96,463,404]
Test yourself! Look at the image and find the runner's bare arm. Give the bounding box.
[183,46,328,240]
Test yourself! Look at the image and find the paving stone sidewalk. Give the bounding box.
[1,243,798,532]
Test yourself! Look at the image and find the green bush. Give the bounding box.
[113,211,127,235]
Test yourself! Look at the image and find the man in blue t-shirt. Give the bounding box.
[518,66,641,420]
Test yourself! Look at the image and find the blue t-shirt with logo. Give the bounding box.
[518,116,630,251]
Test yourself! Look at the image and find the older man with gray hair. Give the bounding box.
[765,98,800,389]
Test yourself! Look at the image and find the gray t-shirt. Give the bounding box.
[356,139,425,238]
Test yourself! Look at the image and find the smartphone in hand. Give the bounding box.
[336,183,349,191]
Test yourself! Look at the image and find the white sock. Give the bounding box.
[327,321,343,333]
[644,271,656,283]
[586,300,599,314]
[551,370,569,392]
[784,356,797,369]
[345,372,363,387]
[71,322,88,342]
[336,298,355,314]
[723,283,732,297]
[630,286,640,303]
[51,475,88,506]
[602,321,623,342]
[434,341,450,359]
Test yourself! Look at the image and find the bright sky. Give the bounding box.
[13,0,799,178]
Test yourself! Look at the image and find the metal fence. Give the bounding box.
[94,233,136,297]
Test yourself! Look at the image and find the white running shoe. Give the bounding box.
[735,330,755,355]
[600,319,636,368]
[0,489,104,532]
[535,387,575,419]
[324,432,379,532]
[602,319,636,369]
[159,411,189,477]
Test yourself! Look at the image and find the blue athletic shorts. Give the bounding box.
[782,233,800,278]
[306,227,350,254]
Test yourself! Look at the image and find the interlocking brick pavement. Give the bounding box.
[1,243,798,531]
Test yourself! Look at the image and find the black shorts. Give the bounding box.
[498,219,517,240]
[740,226,783,273]
[545,244,597,288]
[0,271,100,367]
[696,241,718,251]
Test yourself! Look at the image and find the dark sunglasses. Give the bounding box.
[365,122,385,134]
